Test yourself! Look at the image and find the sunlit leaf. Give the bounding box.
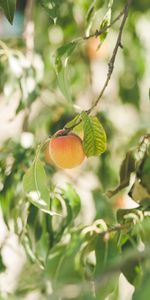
[23,159,57,215]
[81,112,107,157]
[98,0,113,47]
[64,114,81,129]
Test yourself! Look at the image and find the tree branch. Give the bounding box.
[65,0,132,133]
[83,8,125,40]
[86,0,132,115]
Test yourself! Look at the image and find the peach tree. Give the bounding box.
[0,0,150,299]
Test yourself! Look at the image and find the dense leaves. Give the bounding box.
[0,0,150,299]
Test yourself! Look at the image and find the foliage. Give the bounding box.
[0,0,150,300]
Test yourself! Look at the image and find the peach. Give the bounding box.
[49,129,85,169]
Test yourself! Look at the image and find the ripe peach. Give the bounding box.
[49,130,85,169]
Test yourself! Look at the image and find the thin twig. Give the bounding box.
[86,0,132,115]
[65,0,132,133]
[83,8,125,40]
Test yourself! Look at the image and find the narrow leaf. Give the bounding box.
[23,159,57,215]
[57,66,72,102]
[0,255,6,273]
[81,112,107,157]
[56,42,77,61]
[63,184,81,220]
[65,114,81,129]
[120,151,135,184]
[107,151,135,198]
[98,0,113,48]
[0,0,16,24]
[55,42,77,102]
[86,1,96,23]
[40,0,59,22]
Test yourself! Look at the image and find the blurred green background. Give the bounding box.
[0,0,150,299]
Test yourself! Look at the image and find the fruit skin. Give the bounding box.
[49,130,85,169]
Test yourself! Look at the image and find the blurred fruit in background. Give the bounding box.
[86,36,108,60]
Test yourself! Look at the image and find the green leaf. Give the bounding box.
[95,232,118,275]
[55,185,81,243]
[40,0,59,22]
[72,122,83,137]
[86,1,96,23]
[108,0,113,8]
[0,255,6,273]
[140,157,150,193]
[107,151,136,197]
[121,256,142,285]
[98,0,113,47]
[133,271,150,300]
[0,0,16,24]
[117,208,140,224]
[22,234,44,269]
[64,114,81,129]
[55,42,77,102]
[57,66,72,102]
[120,234,142,285]
[16,88,40,114]
[129,180,150,203]
[63,184,81,220]
[81,112,107,157]
[56,42,77,61]
[23,159,57,215]
[120,151,135,183]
